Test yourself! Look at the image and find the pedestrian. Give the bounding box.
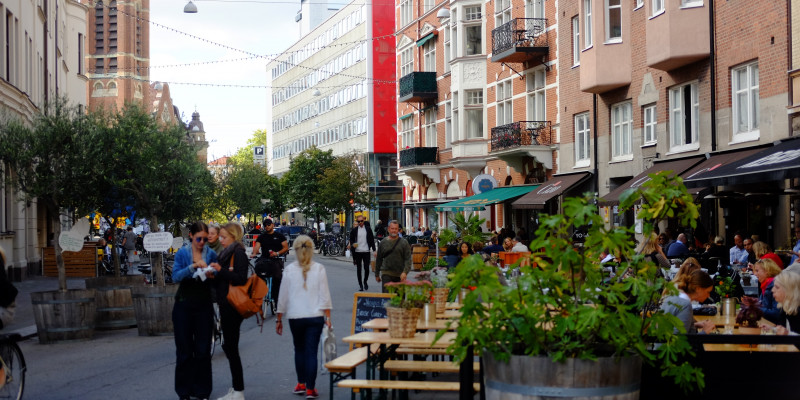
[375,220,412,292]
[276,235,332,400]
[349,216,376,291]
[209,222,249,400]
[331,219,341,235]
[207,223,224,254]
[172,221,218,400]
[250,218,289,307]
[0,245,18,329]
[122,226,138,271]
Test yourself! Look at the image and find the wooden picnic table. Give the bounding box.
[362,318,457,332]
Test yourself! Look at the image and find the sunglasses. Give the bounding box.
[357,220,365,223]
[194,237,209,243]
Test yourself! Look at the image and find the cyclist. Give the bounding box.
[250,218,289,308]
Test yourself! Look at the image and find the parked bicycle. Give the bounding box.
[319,233,346,256]
[0,333,26,400]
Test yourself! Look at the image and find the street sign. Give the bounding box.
[254,145,265,166]
[143,232,174,252]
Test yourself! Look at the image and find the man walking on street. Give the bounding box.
[349,217,376,291]
[375,220,411,292]
[122,226,137,272]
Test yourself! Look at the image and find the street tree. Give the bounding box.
[317,152,375,221]
[101,104,214,285]
[226,160,270,221]
[283,146,335,221]
[228,129,267,166]
[0,99,106,291]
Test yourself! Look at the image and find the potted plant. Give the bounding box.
[418,266,449,313]
[384,280,432,338]
[736,296,763,334]
[437,228,457,249]
[450,213,491,245]
[715,276,737,316]
[439,173,705,397]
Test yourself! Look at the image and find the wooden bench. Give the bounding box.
[395,347,448,356]
[384,360,480,374]
[324,345,377,400]
[338,379,480,399]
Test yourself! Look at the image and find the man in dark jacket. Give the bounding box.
[349,217,376,291]
[375,221,411,292]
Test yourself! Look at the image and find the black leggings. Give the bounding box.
[219,301,245,391]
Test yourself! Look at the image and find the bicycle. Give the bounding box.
[0,333,26,400]
[252,255,284,317]
[210,303,223,358]
[261,276,276,317]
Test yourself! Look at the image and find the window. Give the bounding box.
[732,62,759,140]
[527,69,546,121]
[497,80,513,126]
[496,0,511,28]
[583,0,593,48]
[465,90,484,139]
[423,40,436,72]
[400,0,412,27]
[451,10,458,59]
[464,25,482,56]
[424,109,437,147]
[636,0,643,9]
[526,0,545,19]
[651,0,664,15]
[681,0,703,7]
[443,21,451,72]
[575,113,591,166]
[465,6,482,20]
[401,117,415,148]
[669,82,699,151]
[423,0,434,13]
[572,16,580,66]
[643,104,657,144]
[611,102,632,158]
[453,92,460,141]
[400,47,413,77]
[445,101,452,148]
[605,0,621,41]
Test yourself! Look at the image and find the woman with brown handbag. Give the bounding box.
[210,222,249,400]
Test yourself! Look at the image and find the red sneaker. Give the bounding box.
[293,383,306,395]
[305,389,319,399]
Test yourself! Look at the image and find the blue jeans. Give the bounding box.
[173,299,214,399]
[288,316,325,390]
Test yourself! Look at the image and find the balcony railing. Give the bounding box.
[491,18,548,63]
[490,121,552,152]
[399,147,439,168]
[398,72,437,103]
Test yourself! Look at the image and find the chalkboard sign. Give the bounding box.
[349,292,393,350]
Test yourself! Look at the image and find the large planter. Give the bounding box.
[386,307,421,338]
[131,285,178,336]
[85,276,144,330]
[484,352,642,400]
[432,288,449,313]
[31,289,97,344]
[411,245,427,271]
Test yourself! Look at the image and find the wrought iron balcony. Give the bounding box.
[490,121,552,152]
[491,18,548,63]
[399,147,439,168]
[398,72,437,103]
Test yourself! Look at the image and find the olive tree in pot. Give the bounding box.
[438,173,705,399]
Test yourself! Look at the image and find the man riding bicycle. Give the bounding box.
[250,218,289,307]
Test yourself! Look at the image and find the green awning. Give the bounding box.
[399,113,413,121]
[435,185,539,212]
[416,32,437,47]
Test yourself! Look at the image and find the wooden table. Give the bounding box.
[445,302,462,310]
[362,318,457,332]
[694,315,772,327]
[693,316,798,352]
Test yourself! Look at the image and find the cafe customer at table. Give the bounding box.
[666,233,690,258]
[753,241,784,269]
[790,225,800,265]
[730,234,750,268]
[768,269,800,335]
[374,220,412,292]
[754,258,782,324]
[660,270,716,334]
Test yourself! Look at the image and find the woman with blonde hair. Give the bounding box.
[276,235,332,399]
[770,270,800,335]
[754,258,782,324]
[752,241,784,269]
[638,233,671,269]
[660,270,716,334]
[210,222,249,400]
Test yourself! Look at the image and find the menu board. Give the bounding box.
[349,292,393,350]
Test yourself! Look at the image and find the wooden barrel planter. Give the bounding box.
[131,285,179,336]
[484,352,642,400]
[411,245,427,271]
[31,289,97,344]
[85,276,145,330]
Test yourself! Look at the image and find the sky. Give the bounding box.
[149,0,300,163]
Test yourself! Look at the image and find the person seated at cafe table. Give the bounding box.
[638,233,671,270]
[502,237,514,253]
[666,233,690,258]
[483,236,504,255]
[660,270,716,334]
[765,269,800,335]
[754,258,782,324]
[753,241,784,269]
[730,234,750,268]
[700,236,729,272]
[662,258,701,297]
[511,237,528,252]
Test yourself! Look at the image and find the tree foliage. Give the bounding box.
[282,146,335,217]
[228,129,267,167]
[317,152,375,215]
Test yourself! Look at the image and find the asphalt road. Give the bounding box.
[14,253,418,400]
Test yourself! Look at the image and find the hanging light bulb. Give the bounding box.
[184,1,198,13]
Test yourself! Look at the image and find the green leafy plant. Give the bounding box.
[715,276,735,298]
[437,228,457,247]
[385,280,432,309]
[439,172,705,392]
[450,213,491,245]
[423,256,448,271]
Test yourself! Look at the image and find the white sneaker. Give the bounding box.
[216,388,245,400]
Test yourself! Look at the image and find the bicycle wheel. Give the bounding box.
[0,341,26,400]
[261,297,269,318]
[329,243,342,256]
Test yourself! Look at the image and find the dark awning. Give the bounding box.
[434,185,538,212]
[683,137,800,187]
[600,157,704,206]
[511,172,592,209]
[416,32,438,47]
